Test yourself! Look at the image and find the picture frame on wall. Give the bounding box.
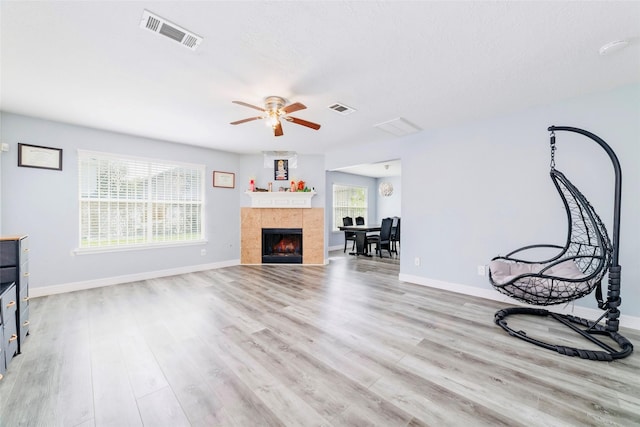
[274,159,288,181]
[18,143,63,171]
[213,171,235,188]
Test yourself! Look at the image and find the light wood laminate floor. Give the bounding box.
[1,251,639,426]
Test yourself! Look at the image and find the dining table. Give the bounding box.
[338,224,381,257]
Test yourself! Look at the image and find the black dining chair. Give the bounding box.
[342,216,356,252]
[355,216,378,253]
[369,217,394,258]
[390,217,400,254]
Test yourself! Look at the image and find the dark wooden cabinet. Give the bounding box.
[0,236,29,357]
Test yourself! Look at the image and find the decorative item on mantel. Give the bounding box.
[288,179,312,192]
[247,177,312,193]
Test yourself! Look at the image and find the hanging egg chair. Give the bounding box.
[488,126,633,361]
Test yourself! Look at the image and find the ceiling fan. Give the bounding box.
[230,96,321,137]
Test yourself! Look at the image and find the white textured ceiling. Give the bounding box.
[1,1,639,156]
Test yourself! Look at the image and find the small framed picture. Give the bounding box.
[213,171,235,188]
[18,143,63,171]
[274,159,288,181]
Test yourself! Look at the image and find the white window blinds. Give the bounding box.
[78,151,205,249]
[332,184,367,231]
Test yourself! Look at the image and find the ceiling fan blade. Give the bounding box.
[286,116,321,130]
[274,121,284,137]
[230,116,263,125]
[281,102,306,114]
[232,100,265,112]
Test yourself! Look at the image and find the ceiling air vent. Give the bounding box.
[373,117,421,137]
[140,10,203,51]
[328,102,356,115]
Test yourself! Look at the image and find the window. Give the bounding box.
[332,184,367,231]
[78,151,205,250]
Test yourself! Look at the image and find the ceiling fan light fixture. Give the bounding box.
[267,114,280,127]
[264,96,286,112]
[231,96,321,137]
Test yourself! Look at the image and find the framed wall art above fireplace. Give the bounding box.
[274,159,288,181]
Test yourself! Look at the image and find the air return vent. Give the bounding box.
[328,102,356,115]
[373,117,421,137]
[140,10,202,51]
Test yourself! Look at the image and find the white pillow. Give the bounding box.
[489,259,584,285]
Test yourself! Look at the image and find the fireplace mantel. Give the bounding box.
[245,191,316,208]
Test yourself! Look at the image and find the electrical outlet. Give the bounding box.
[200,249,207,256]
[477,265,486,276]
[414,257,420,266]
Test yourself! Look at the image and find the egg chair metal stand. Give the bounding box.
[489,126,633,361]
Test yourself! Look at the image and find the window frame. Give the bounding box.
[77,150,206,253]
[332,183,368,232]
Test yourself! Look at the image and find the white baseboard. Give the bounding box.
[30,259,240,298]
[399,273,640,331]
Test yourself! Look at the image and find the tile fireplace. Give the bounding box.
[262,228,303,264]
[241,207,324,264]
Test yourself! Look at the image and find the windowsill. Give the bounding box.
[73,239,207,255]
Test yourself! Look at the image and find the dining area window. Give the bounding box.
[332,184,367,231]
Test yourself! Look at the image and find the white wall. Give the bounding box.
[325,83,639,319]
[0,113,241,291]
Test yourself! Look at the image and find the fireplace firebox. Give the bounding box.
[262,228,303,264]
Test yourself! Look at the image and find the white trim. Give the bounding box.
[30,259,240,297]
[399,273,640,331]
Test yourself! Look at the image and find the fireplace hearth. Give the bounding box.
[262,228,303,264]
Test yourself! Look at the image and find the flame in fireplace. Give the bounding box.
[273,237,300,254]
